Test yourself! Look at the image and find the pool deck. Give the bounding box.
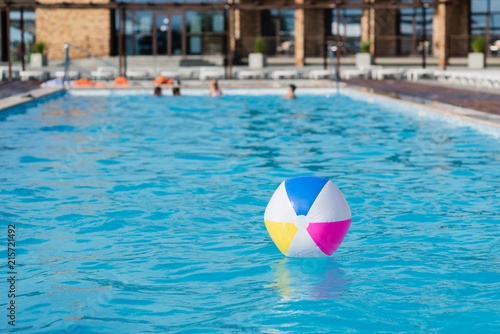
[346,79,500,116]
[0,81,45,99]
[0,82,63,110]
[1,79,499,130]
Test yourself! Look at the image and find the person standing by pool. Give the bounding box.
[208,80,223,97]
[153,86,162,96]
[284,84,297,99]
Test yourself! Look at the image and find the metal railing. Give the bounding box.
[449,35,500,57]
[374,35,433,57]
[237,36,295,58]
[236,36,362,59]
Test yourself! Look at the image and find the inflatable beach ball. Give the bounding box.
[264,176,351,257]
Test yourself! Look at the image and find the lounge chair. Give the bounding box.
[437,70,500,89]
[309,70,332,80]
[55,70,80,81]
[199,67,225,80]
[406,68,437,81]
[271,70,300,80]
[0,66,21,80]
[158,70,183,80]
[90,66,118,80]
[237,70,267,79]
[371,68,405,80]
[20,70,50,81]
[341,68,370,80]
[126,68,150,80]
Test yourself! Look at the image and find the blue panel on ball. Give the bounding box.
[284,176,329,216]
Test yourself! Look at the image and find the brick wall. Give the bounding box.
[36,0,111,60]
[360,0,375,54]
[295,5,305,66]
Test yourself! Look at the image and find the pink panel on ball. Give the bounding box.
[306,219,352,256]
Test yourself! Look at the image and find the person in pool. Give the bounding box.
[208,79,223,97]
[153,86,162,96]
[172,87,181,96]
[284,84,296,99]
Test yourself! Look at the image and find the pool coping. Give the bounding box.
[343,85,500,130]
[0,86,63,111]
[1,82,499,131]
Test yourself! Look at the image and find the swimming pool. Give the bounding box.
[1,88,499,332]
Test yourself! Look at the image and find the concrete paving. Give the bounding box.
[0,85,62,111]
[346,78,500,116]
[0,81,44,99]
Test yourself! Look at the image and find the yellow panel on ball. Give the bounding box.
[264,220,298,256]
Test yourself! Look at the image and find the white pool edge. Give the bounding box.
[342,86,500,136]
[0,86,64,111]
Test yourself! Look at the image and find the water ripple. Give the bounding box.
[0,92,499,332]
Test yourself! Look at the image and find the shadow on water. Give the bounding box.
[268,257,349,301]
[0,104,29,122]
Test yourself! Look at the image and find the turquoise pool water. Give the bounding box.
[1,89,499,333]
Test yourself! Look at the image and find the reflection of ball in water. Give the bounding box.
[264,176,351,258]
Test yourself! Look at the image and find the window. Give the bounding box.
[186,12,204,33]
[8,11,36,62]
[471,0,500,36]
[269,10,295,37]
[332,8,363,55]
[208,12,225,33]
[332,8,362,37]
[116,9,225,56]
[398,7,433,56]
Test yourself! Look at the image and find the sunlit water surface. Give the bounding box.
[0,90,499,333]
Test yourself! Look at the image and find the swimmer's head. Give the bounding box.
[210,79,219,90]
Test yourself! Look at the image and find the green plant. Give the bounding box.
[471,35,486,53]
[33,41,47,54]
[254,37,266,54]
[360,40,370,53]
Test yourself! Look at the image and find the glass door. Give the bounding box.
[170,14,184,55]
[154,13,185,56]
[155,14,168,55]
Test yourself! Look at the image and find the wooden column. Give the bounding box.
[294,0,305,67]
[434,0,449,68]
[369,1,375,55]
[360,2,372,52]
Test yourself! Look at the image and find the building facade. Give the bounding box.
[1,0,499,67]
